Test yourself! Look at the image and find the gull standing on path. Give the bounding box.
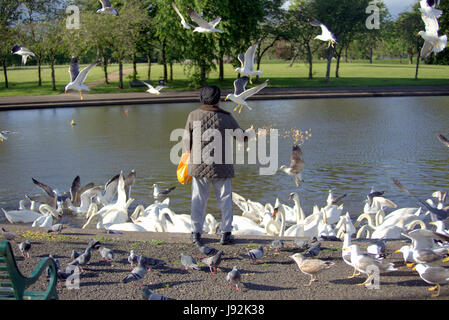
[141,81,167,95]
[413,263,449,297]
[279,144,305,187]
[225,77,269,113]
[235,41,263,84]
[11,45,35,65]
[290,253,335,287]
[309,18,337,48]
[97,0,119,16]
[187,8,223,35]
[172,2,191,29]
[65,57,98,101]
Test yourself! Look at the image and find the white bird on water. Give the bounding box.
[11,45,35,65]
[235,41,263,84]
[187,8,223,35]
[65,57,98,101]
[225,76,269,113]
[172,2,191,29]
[309,18,337,48]
[96,0,119,16]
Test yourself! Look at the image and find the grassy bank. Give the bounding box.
[1,60,449,97]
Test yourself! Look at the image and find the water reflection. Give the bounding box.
[1,96,449,225]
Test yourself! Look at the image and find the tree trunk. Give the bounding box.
[369,46,373,64]
[200,64,206,83]
[408,53,413,64]
[344,46,348,63]
[2,60,8,89]
[51,57,56,91]
[162,41,167,82]
[103,55,109,84]
[133,53,137,80]
[169,62,173,82]
[118,59,123,89]
[325,48,333,82]
[38,57,42,86]
[218,56,224,81]
[415,49,421,80]
[307,44,313,80]
[335,47,343,78]
[147,52,151,81]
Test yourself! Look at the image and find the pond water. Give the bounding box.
[0,96,448,226]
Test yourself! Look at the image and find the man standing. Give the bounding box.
[183,85,249,246]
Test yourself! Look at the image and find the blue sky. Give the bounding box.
[385,0,416,17]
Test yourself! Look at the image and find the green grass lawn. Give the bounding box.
[1,60,449,97]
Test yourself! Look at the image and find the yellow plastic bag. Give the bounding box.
[177,152,192,185]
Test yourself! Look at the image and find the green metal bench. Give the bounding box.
[0,240,58,300]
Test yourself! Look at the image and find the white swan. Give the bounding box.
[336,212,356,239]
[204,214,219,234]
[321,203,344,225]
[158,207,191,233]
[356,217,427,239]
[66,186,102,216]
[2,200,43,224]
[95,172,129,217]
[31,204,62,228]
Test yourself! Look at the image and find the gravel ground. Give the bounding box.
[1,223,448,301]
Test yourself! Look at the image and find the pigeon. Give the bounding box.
[71,249,80,260]
[243,245,264,264]
[293,238,310,251]
[140,255,166,270]
[68,240,100,272]
[153,184,176,198]
[18,240,31,258]
[367,239,387,259]
[226,266,242,291]
[97,246,114,264]
[279,144,305,187]
[1,227,20,241]
[201,250,223,274]
[128,250,139,269]
[11,44,35,65]
[142,286,172,300]
[47,223,64,234]
[197,245,219,257]
[271,239,284,254]
[290,253,335,286]
[123,256,147,286]
[304,242,321,258]
[180,253,200,270]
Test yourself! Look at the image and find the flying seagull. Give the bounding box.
[65,57,98,101]
[437,134,449,148]
[235,41,263,84]
[309,18,337,48]
[97,0,119,16]
[279,144,305,187]
[172,2,191,29]
[418,4,447,60]
[187,8,223,35]
[393,178,449,221]
[225,77,269,113]
[419,0,442,19]
[11,45,35,65]
[140,81,167,95]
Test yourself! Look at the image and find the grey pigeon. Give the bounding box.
[1,227,20,241]
[141,256,165,269]
[304,242,321,257]
[142,286,172,300]
[18,240,31,258]
[68,240,100,272]
[197,245,219,257]
[47,255,74,286]
[71,249,80,260]
[243,245,264,264]
[97,246,114,263]
[271,239,284,253]
[123,256,147,286]
[201,250,223,274]
[293,239,309,250]
[226,266,242,291]
[180,253,200,270]
[47,223,64,234]
[128,250,139,269]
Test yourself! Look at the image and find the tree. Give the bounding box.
[0,0,21,88]
[42,19,67,91]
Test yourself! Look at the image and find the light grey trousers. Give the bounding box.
[191,177,233,234]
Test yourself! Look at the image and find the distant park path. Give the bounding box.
[85,67,136,88]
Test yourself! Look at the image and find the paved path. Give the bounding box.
[0,85,448,110]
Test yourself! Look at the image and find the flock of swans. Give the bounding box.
[0,165,445,243]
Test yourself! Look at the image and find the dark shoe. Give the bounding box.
[190,232,202,246]
[220,232,234,245]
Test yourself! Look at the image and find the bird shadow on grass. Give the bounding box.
[381,270,415,277]
[243,282,297,292]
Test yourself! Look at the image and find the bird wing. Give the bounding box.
[155,85,166,91]
[70,176,81,203]
[237,53,245,67]
[300,259,329,273]
[188,8,211,29]
[437,134,449,148]
[69,57,80,83]
[74,61,97,85]
[99,0,112,8]
[233,77,249,96]
[309,18,322,27]
[243,41,259,71]
[289,144,304,174]
[422,14,439,35]
[32,178,56,198]
[172,2,186,22]
[421,40,434,59]
[238,79,269,100]
[209,16,221,28]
